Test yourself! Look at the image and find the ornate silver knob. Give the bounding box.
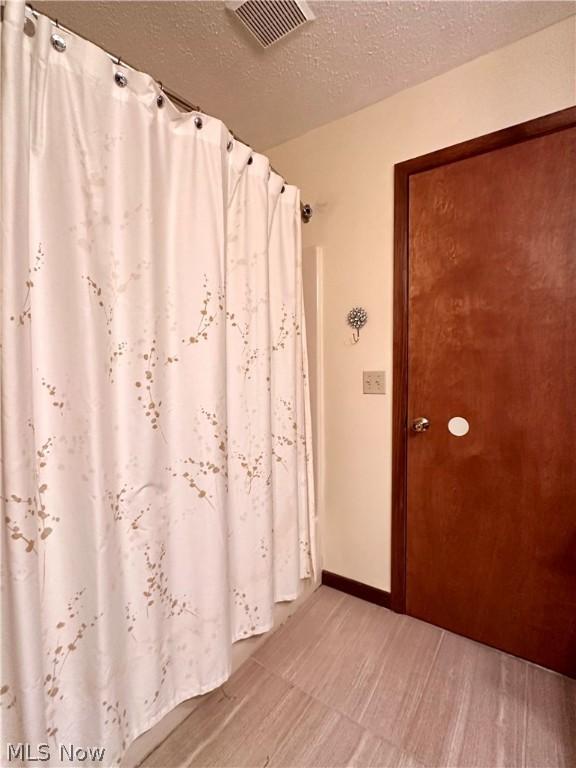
[411,417,430,433]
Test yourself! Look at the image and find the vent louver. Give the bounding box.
[227,0,315,48]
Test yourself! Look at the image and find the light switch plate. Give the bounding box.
[363,370,386,394]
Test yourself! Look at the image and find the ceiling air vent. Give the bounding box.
[227,1,315,48]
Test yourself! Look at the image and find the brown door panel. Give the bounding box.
[404,125,576,676]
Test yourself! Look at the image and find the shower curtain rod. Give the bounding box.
[23,2,313,223]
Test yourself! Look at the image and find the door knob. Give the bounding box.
[411,417,430,433]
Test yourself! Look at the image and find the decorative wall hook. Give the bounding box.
[347,307,367,343]
[301,203,313,223]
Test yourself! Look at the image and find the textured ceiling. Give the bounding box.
[36,1,576,150]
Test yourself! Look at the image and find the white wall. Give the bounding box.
[268,17,576,591]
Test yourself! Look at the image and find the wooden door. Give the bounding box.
[392,108,576,677]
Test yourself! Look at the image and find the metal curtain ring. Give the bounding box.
[114,71,128,88]
[51,33,66,52]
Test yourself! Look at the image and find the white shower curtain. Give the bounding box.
[0,2,315,764]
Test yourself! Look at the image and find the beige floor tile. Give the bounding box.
[357,738,427,768]
[264,690,378,768]
[143,587,576,768]
[524,663,576,768]
[257,588,405,708]
[142,655,421,768]
[254,586,346,678]
[355,614,443,744]
[402,631,528,767]
[282,598,406,719]
[229,672,424,768]
[140,660,291,767]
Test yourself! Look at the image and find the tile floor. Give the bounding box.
[142,586,576,767]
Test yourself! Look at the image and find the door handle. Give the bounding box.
[411,417,430,433]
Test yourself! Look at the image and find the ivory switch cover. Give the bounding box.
[363,370,386,394]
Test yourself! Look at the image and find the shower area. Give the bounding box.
[1,2,316,763]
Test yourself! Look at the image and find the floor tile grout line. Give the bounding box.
[250,655,427,766]
[183,659,304,768]
[181,696,245,768]
[144,588,575,768]
[277,597,400,723]
[143,590,351,766]
[143,682,247,767]
[253,599,449,763]
[137,707,198,768]
[353,613,407,723]
[254,589,348,677]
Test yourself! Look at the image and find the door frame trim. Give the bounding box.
[391,106,576,614]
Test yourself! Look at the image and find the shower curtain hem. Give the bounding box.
[274,592,299,603]
[231,620,274,644]
[112,670,231,768]
[118,587,306,765]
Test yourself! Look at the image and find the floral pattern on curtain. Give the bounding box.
[0,3,315,764]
